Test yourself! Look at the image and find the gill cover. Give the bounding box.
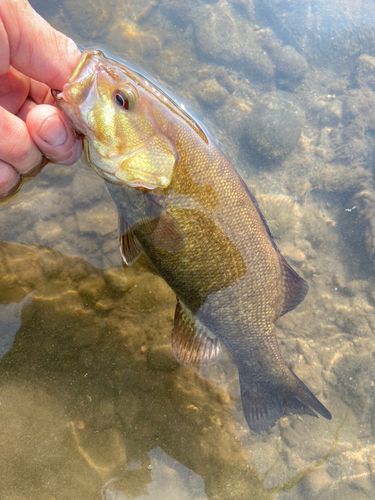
[117,133,176,189]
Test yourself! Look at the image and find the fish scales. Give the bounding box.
[53,49,331,433]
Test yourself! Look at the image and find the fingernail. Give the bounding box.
[38,114,68,146]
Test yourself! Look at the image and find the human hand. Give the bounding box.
[0,0,82,199]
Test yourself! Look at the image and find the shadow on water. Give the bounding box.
[0,242,346,499]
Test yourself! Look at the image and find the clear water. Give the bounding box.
[1,0,375,498]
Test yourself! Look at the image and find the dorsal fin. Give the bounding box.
[279,254,309,316]
[239,178,277,247]
[118,214,143,266]
[240,178,309,316]
[171,301,222,366]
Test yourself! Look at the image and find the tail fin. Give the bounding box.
[239,369,331,433]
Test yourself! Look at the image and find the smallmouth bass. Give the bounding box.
[53,49,331,432]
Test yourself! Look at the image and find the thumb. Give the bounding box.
[27,105,82,165]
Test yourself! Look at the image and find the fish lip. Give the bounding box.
[51,89,63,102]
[68,49,101,87]
[51,88,68,113]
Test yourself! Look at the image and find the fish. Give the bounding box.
[52,49,332,432]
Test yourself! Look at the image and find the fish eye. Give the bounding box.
[114,89,136,110]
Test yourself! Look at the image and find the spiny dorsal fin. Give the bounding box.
[119,214,143,266]
[172,301,222,366]
[279,254,309,317]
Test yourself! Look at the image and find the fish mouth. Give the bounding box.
[52,49,123,111]
[51,88,63,102]
[51,88,72,116]
[52,49,103,108]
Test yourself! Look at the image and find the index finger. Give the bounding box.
[0,0,81,90]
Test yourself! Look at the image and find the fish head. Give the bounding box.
[53,49,177,189]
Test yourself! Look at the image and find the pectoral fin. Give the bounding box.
[172,300,222,366]
[136,213,187,253]
[118,214,143,266]
[109,180,187,259]
[118,210,187,262]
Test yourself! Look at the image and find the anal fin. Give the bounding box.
[172,300,222,366]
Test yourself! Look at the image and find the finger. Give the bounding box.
[0,66,30,114]
[0,160,21,198]
[0,106,43,173]
[17,97,37,122]
[29,79,53,105]
[27,105,82,165]
[0,15,9,75]
[0,0,81,89]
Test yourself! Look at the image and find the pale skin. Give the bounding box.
[0,0,83,198]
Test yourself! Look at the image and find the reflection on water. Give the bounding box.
[1,0,375,498]
[0,241,348,499]
[101,446,207,499]
[0,293,32,361]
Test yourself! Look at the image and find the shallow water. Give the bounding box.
[1,0,375,498]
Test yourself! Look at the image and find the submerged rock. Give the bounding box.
[258,29,309,88]
[246,91,305,160]
[194,1,274,80]
[254,0,375,74]
[195,78,229,106]
[356,54,375,91]
[63,0,114,40]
